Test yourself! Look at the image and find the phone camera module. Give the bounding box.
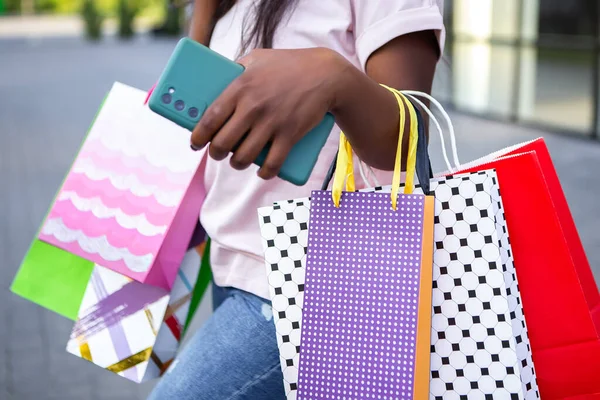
[188,107,199,119]
[174,100,185,111]
[161,93,172,104]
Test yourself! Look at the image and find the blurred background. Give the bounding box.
[436,0,600,137]
[1,0,599,399]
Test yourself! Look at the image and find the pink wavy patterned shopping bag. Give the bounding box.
[38,82,205,290]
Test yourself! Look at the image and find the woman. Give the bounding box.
[149,0,444,398]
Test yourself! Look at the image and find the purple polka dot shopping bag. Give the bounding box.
[298,89,435,400]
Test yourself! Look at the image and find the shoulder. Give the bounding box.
[350,0,445,68]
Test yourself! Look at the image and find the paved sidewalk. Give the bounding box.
[1,37,599,400]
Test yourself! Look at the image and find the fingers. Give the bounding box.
[208,112,253,161]
[257,136,294,180]
[229,123,274,171]
[191,81,239,151]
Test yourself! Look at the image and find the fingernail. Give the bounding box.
[190,143,201,151]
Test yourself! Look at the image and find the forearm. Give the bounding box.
[331,66,409,171]
[330,31,439,171]
[188,0,218,46]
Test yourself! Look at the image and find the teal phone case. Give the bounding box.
[148,38,335,186]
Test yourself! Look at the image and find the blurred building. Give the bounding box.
[434,0,600,138]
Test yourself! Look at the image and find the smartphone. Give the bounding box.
[148,38,335,186]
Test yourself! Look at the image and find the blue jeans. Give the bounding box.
[148,284,286,400]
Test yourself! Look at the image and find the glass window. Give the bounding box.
[518,48,595,134]
[442,0,599,137]
[452,0,521,41]
[490,0,521,41]
[448,42,517,118]
[538,0,595,37]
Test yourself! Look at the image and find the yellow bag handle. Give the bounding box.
[332,84,419,210]
[331,131,356,207]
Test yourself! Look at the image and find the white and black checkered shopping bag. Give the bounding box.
[421,170,539,400]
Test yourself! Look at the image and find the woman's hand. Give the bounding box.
[190,47,348,180]
[191,30,439,177]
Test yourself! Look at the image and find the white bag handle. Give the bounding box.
[357,90,460,187]
[403,90,461,171]
[402,93,453,172]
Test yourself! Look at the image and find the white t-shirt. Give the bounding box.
[201,0,445,300]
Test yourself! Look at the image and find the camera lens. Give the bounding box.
[161,93,172,104]
[174,100,185,111]
[188,107,199,119]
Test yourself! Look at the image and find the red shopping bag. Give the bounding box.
[503,139,600,324]
[449,138,600,399]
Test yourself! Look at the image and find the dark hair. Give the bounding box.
[213,0,298,54]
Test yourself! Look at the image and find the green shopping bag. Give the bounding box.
[184,238,212,334]
[12,241,94,320]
